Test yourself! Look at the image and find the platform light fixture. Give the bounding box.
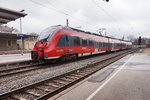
[103,0,109,2]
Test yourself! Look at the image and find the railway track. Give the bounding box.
[0,63,48,77]
[0,48,137,100]
[0,49,123,78]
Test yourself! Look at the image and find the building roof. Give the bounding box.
[0,7,27,25]
[0,32,29,39]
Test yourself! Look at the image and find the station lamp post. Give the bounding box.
[20,10,25,55]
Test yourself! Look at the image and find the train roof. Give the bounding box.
[53,25,131,43]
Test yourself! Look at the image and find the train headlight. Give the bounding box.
[44,53,48,59]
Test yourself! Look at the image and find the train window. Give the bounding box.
[74,36,80,46]
[103,43,105,48]
[115,43,118,47]
[82,39,88,46]
[95,42,99,48]
[105,43,108,48]
[65,35,69,46]
[108,43,110,48]
[80,38,82,46]
[99,42,102,48]
[89,40,94,46]
[106,43,109,48]
[68,35,74,46]
[104,43,107,48]
[116,43,118,47]
[93,41,96,47]
[57,35,66,47]
[103,43,108,48]
[110,43,112,48]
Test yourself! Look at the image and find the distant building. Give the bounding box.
[0,25,19,33]
[18,35,37,50]
[146,38,150,48]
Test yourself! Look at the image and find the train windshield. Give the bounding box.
[38,26,61,42]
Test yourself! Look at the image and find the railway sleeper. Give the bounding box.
[25,87,48,96]
[78,68,96,73]
[69,74,83,78]
[34,87,49,93]
[6,96,19,100]
[45,82,60,88]
[51,80,66,86]
[64,75,79,80]
[76,72,88,76]
[60,77,76,82]
[78,71,93,75]
[25,89,42,97]
[53,79,69,85]
[13,91,38,100]
[58,78,73,83]
[42,84,58,90]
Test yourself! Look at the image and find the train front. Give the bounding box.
[31,25,61,61]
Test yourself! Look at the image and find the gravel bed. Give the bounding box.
[0,51,126,94]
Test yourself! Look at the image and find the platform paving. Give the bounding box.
[0,53,31,64]
[56,48,150,100]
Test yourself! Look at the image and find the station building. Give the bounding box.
[0,7,27,51]
[0,32,19,50]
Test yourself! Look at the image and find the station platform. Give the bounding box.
[55,48,150,100]
[0,53,31,64]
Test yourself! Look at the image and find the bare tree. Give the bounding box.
[126,35,135,42]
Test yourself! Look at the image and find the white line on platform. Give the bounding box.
[86,54,135,100]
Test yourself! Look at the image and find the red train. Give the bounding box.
[31,25,132,61]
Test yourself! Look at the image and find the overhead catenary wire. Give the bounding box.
[91,0,135,33]
[29,0,96,30]
[29,0,135,38]
[29,0,69,16]
[45,0,115,34]
[91,0,118,24]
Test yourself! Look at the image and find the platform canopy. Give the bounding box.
[0,32,30,39]
[0,7,27,25]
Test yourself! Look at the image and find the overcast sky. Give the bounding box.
[0,0,150,39]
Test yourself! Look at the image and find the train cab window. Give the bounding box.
[57,35,66,47]
[38,26,61,42]
[82,39,88,46]
[74,36,80,46]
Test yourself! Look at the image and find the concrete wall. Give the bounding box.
[0,38,17,50]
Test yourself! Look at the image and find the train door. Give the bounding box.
[112,40,115,51]
[95,41,99,53]
[108,38,110,51]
